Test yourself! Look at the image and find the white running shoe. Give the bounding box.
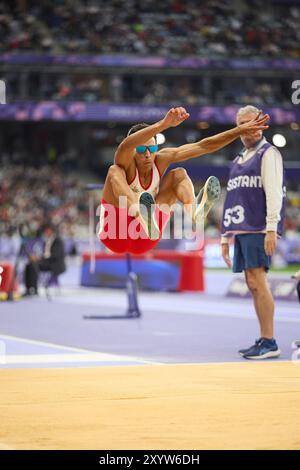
[193,176,221,223]
[138,192,160,240]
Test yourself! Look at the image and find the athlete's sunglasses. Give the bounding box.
[135,145,158,154]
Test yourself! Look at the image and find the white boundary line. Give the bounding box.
[3,353,148,365]
[0,335,295,367]
[156,359,297,367]
[0,334,160,365]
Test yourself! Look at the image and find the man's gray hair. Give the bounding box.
[236,105,260,122]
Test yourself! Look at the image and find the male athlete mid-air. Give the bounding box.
[99,107,269,254]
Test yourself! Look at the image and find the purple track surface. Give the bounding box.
[0,269,299,368]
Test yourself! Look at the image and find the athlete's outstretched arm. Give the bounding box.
[114,107,189,170]
[157,112,269,167]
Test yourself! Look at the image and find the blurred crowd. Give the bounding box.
[123,76,290,107]
[285,189,300,236]
[0,0,299,263]
[0,165,89,239]
[0,164,299,242]
[0,0,299,58]
[5,71,292,107]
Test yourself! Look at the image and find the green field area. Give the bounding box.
[207,265,300,274]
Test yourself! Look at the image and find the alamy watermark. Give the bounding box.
[0,80,6,104]
[291,80,300,105]
[96,196,205,250]
[291,341,300,364]
[0,265,4,288]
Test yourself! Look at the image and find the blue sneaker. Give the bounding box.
[238,339,261,357]
[241,338,280,360]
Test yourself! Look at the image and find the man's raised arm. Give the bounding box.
[157,112,269,166]
[114,107,190,170]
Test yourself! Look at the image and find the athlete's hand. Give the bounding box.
[264,231,277,256]
[162,107,190,129]
[222,243,232,268]
[238,111,270,135]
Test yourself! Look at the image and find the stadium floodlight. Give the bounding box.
[197,121,209,129]
[272,133,286,148]
[156,133,166,145]
[186,131,198,143]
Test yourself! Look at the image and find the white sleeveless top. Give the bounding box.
[129,161,161,198]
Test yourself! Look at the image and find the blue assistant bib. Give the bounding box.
[222,142,285,236]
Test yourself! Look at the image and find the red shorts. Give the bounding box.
[99,199,170,255]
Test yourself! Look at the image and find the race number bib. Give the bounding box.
[223,205,245,227]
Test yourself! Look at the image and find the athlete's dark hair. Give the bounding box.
[127,123,157,143]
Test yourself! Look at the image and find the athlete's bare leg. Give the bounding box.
[155,168,195,215]
[101,165,194,239]
[102,165,138,214]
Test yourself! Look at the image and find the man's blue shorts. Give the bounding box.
[233,233,271,273]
